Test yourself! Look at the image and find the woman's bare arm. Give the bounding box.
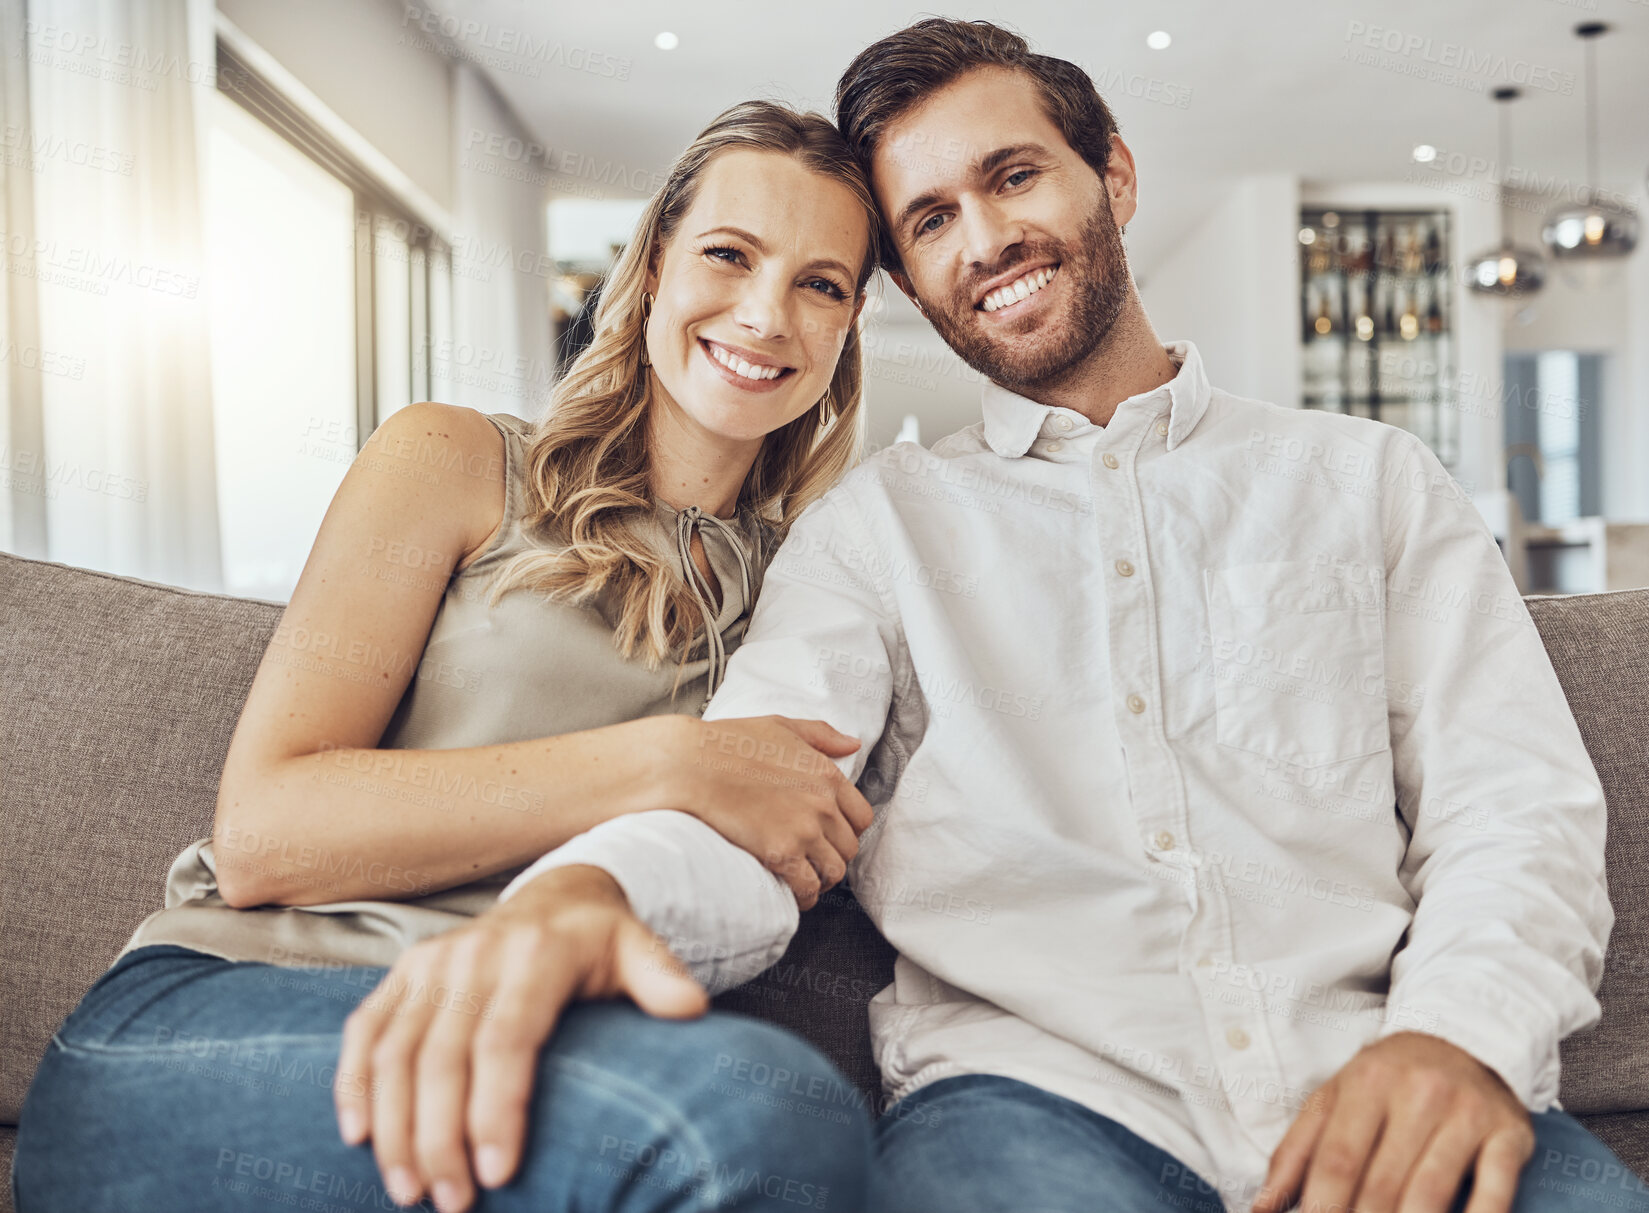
[211,401,680,908]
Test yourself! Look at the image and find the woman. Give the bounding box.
[15,102,882,1213]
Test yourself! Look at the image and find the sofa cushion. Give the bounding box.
[0,554,283,1121]
[1529,590,1649,1114]
[712,884,896,1109]
[1578,1111,1649,1184]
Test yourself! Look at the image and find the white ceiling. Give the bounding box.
[444,0,1649,284]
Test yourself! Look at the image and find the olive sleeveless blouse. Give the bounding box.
[117,411,773,970]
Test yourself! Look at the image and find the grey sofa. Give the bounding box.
[3,550,1648,1210]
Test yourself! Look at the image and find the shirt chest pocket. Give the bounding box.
[1204,560,1389,768]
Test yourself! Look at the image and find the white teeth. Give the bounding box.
[708,342,783,380]
[981,266,1057,313]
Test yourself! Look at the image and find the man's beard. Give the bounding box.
[921,197,1131,395]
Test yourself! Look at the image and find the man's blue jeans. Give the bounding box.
[872,1074,1649,1212]
[16,944,1649,1212]
[13,944,872,1212]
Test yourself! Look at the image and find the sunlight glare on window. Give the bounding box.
[205,91,357,601]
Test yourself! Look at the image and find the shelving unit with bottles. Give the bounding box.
[1299,207,1458,467]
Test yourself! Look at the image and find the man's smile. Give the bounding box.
[976,264,1059,314]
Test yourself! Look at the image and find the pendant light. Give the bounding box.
[1467,87,1546,298]
[1541,22,1638,261]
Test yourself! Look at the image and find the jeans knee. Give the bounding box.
[691,1016,872,1204]
[545,1005,872,1210]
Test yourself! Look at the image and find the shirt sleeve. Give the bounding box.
[498,488,901,996]
[1376,430,1612,1111]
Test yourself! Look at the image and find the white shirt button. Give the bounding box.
[1126,693,1146,714]
[1115,559,1135,577]
[1054,416,1073,432]
[1102,452,1120,469]
[1226,1026,1251,1050]
[1157,421,1169,437]
[1153,830,1175,851]
[1045,439,1064,453]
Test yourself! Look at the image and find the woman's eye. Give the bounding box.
[704,246,743,265]
[805,278,848,300]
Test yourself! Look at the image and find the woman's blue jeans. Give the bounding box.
[13,944,872,1212]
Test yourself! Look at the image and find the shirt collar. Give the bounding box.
[979,339,1212,458]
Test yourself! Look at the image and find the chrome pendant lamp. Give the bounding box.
[1467,87,1546,298]
[1542,22,1638,262]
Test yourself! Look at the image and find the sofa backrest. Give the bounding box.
[1,555,284,1120]
[1531,590,1649,1113]
[1,552,1645,1124]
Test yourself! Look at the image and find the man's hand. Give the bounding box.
[1253,1031,1536,1213]
[662,714,872,909]
[332,864,707,1213]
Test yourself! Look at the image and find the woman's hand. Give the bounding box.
[333,864,706,1213]
[660,715,874,909]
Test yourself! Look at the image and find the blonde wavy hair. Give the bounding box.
[484,100,881,682]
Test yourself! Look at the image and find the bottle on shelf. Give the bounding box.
[1423,223,1442,275]
[1398,284,1419,340]
[1313,286,1334,336]
[1425,279,1445,333]
[1382,277,1397,335]
[1401,226,1422,276]
[1354,279,1374,342]
[1306,238,1330,276]
[1376,226,1395,275]
[1346,234,1366,274]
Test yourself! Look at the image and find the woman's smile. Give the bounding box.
[697,336,797,392]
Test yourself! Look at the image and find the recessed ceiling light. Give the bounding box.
[1146,30,1172,50]
[1412,144,1437,163]
[654,31,678,50]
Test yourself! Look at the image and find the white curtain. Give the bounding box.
[446,62,556,421]
[3,0,221,588]
[1,0,44,558]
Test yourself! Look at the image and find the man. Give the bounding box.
[348,19,1636,1213]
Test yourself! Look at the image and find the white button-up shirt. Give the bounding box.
[503,340,1610,1210]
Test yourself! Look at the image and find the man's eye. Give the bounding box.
[918,213,947,237]
[1005,169,1036,188]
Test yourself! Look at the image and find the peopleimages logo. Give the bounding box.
[1342,21,1576,94]
[399,6,631,80]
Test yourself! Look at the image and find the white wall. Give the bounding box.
[446,62,557,419]
[1138,173,1301,411]
[215,0,453,210]
[1626,182,1649,521]
[857,283,984,451]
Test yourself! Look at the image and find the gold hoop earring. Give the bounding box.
[816,392,833,426]
[639,292,654,368]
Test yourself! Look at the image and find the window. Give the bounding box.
[1503,351,1601,527]
[206,90,357,600]
[205,35,452,600]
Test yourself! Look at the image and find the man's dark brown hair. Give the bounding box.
[834,18,1122,272]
